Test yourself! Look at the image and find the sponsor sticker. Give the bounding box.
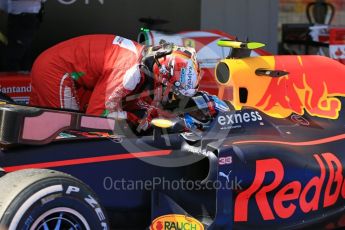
[180,68,186,85]
[112,36,138,55]
[185,64,194,90]
[184,39,196,48]
[0,84,31,94]
[150,214,204,230]
[217,111,263,130]
[290,114,310,126]
[219,170,232,182]
[234,152,345,222]
[219,156,232,165]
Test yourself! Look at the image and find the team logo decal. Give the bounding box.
[150,214,204,230]
[234,152,345,221]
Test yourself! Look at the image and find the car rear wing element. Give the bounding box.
[0,104,116,147]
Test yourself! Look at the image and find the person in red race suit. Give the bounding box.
[30,34,203,131]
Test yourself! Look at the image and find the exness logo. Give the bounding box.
[217,111,263,126]
[42,0,104,5]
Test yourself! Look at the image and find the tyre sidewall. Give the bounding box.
[0,175,108,230]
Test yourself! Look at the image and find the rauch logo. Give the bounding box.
[150,214,204,230]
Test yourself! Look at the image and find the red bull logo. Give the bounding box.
[217,55,345,119]
[234,152,345,221]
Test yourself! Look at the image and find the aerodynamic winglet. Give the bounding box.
[217,39,266,50]
[217,39,266,58]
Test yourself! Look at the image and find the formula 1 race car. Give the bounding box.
[1,40,345,230]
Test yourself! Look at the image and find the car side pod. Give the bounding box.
[149,149,227,229]
[0,104,117,147]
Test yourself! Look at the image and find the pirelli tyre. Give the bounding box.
[0,169,109,230]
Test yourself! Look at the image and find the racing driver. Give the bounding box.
[30,34,222,131]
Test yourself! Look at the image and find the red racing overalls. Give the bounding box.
[30,34,149,121]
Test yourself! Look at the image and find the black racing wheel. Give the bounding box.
[0,169,109,230]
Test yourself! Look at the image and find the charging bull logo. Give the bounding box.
[150,214,204,230]
[218,55,345,119]
[234,152,345,222]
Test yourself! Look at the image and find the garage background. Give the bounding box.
[34,0,278,55]
[1,0,345,70]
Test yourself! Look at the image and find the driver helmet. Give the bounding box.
[152,45,201,97]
